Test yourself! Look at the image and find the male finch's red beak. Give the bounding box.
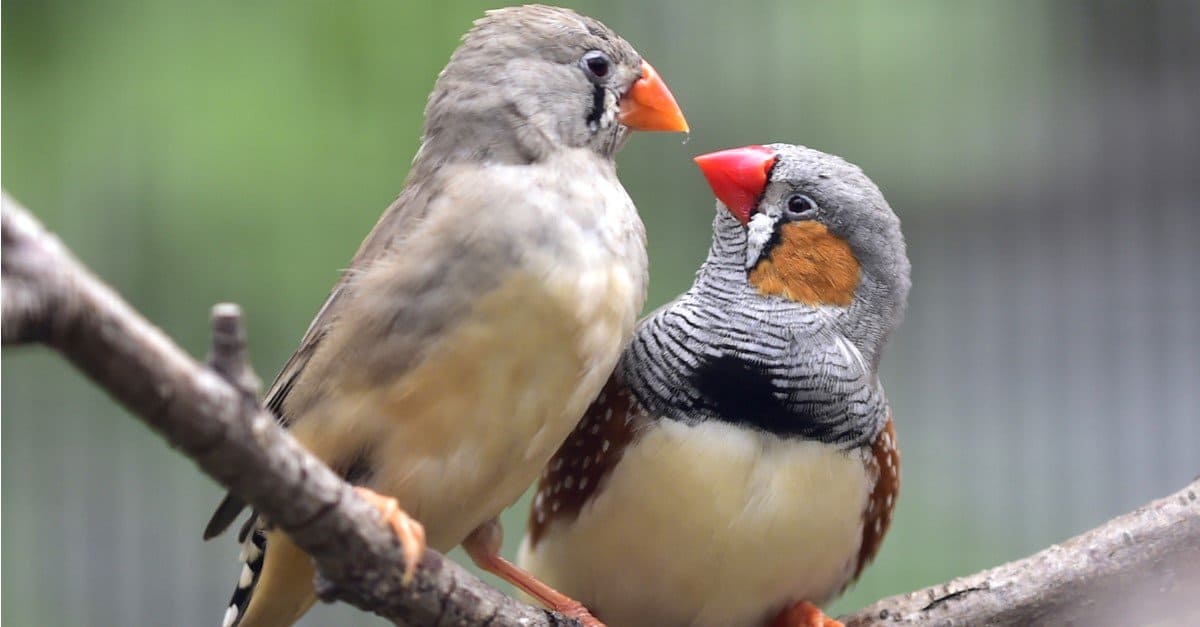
[618,61,689,133]
[693,145,778,225]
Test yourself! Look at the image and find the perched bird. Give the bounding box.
[518,144,910,627]
[203,6,688,627]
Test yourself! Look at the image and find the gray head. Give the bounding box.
[694,143,911,363]
[415,5,688,172]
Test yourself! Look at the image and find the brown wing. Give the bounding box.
[854,411,900,579]
[263,180,439,424]
[204,180,437,540]
[526,375,644,548]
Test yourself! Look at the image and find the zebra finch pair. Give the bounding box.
[205,6,908,627]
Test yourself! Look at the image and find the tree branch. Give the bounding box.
[842,476,1200,626]
[1,192,575,627]
[3,191,1198,626]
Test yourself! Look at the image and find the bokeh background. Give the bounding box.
[4,1,1199,625]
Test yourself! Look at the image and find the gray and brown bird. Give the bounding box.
[518,144,910,627]
[203,6,688,627]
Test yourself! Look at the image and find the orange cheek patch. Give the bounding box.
[748,222,861,306]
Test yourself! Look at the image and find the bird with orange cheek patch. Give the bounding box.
[517,144,910,627]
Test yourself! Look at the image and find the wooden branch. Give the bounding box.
[1,192,575,627]
[4,190,1199,626]
[842,476,1200,626]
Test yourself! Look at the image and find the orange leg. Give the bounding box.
[352,486,427,584]
[463,518,604,627]
[770,600,844,627]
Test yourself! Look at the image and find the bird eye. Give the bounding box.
[581,50,611,79]
[785,194,818,220]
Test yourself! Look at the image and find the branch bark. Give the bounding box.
[3,191,1198,626]
[842,477,1200,626]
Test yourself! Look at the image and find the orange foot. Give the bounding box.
[463,519,604,627]
[353,486,427,584]
[770,600,844,627]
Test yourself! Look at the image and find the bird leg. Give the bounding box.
[462,518,604,627]
[352,486,427,584]
[770,600,844,627]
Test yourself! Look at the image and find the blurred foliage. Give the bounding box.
[6,1,1197,626]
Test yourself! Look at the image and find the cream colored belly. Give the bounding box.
[519,419,871,627]
[294,268,638,552]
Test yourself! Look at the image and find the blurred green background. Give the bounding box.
[4,1,1199,625]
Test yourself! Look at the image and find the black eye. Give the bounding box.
[785,194,818,220]
[581,50,611,79]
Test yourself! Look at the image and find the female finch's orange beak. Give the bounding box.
[618,61,689,133]
[693,145,778,225]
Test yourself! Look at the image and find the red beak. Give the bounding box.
[693,146,777,225]
[618,61,689,133]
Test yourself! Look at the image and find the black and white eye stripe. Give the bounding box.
[581,50,617,132]
[586,87,617,132]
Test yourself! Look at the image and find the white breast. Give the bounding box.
[519,419,871,627]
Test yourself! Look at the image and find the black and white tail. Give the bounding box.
[220,528,267,627]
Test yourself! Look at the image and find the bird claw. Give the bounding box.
[551,599,604,627]
[462,522,604,626]
[770,600,843,627]
[352,486,426,584]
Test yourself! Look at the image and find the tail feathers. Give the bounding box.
[205,493,249,540]
[220,529,267,627]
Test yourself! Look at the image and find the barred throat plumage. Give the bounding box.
[620,210,888,449]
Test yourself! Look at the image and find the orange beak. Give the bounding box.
[693,145,778,225]
[618,61,689,133]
